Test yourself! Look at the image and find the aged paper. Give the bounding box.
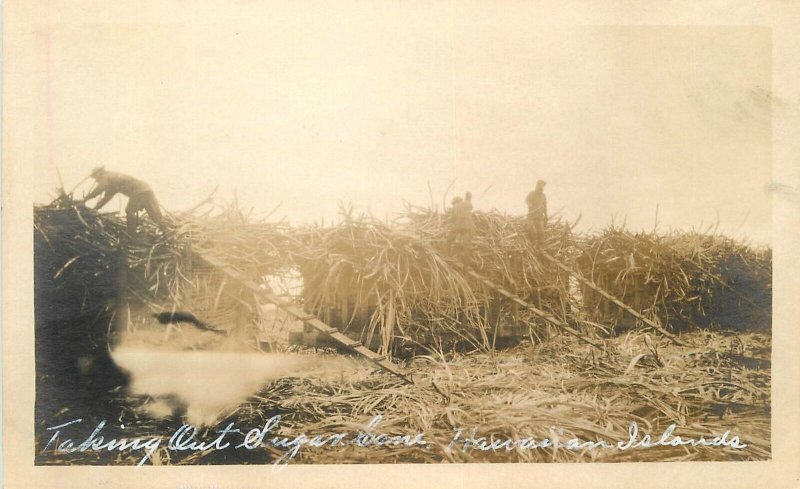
[4,1,800,488]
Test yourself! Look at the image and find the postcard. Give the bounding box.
[3,1,799,488]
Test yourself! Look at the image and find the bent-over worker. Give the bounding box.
[83,167,168,234]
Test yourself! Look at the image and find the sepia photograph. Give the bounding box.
[4,1,800,488]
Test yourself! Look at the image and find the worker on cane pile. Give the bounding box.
[525,180,548,244]
[447,191,475,263]
[82,167,168,235]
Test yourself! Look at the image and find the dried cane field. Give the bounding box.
[34,196,771,465]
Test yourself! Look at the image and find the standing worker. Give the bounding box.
[447,191,475,263]
[525,180,548,243]
[82,167,169,234]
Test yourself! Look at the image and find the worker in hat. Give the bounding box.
[525,180,548,244]
[82,167,168,234]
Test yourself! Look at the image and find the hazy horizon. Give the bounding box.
[30,15,772,244]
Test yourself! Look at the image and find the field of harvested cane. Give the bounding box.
[34,195,772,465]
[576,226,771,333]
[36,329,771,465]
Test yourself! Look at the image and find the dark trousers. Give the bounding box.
[126,191,167,233]
[527,215,545,242]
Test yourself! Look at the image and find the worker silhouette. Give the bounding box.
[525,180,548,244]
[447,192,475,264]
[82,167,168,234]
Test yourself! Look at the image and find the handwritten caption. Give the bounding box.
[42,415,747,467]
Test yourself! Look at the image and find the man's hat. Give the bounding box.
[536,179,546,187]
[90,166,106,177]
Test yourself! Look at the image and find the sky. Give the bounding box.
[29,8,772,244]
